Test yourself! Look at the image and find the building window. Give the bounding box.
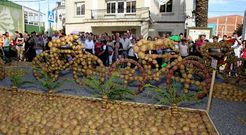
[107,2,116,13]
[126,1,136,13]
[24,11,28,23]
[117,2,124,13]
[158,31,172,37]
[75,2,85,16]
[106,1,136,14]
[160,0,172,13]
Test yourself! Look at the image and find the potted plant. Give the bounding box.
[83,73,134,109]
[5,67,32,93]
[0,58,5,80]
[37,70,68,99]
[145,83,196,116]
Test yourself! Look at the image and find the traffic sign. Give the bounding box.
[211,58,218,69]
[48,11,54,23]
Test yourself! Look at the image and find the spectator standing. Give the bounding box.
[52,31,60,40]
[114,37,123,60]
[3,32,12,58]
[84,34,95,54]
[106,36,114,65]
[0,33,4,57]
[212,36,219,43]
[241,40,246,57]
[34,33,44,55]
[15,33,25,61]
[25,32,37,61]
[231,33,243,59]
[97,40,109,66]
[45,36,52,51]
[128,38,137,61]
[229,33,243,76]
[120,33,131,58]
[219,35,228,43]
[147,36,152,41]
[178,39,189,58]
[195,34,206,57]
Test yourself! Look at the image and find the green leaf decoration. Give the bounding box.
[83,72,134,100]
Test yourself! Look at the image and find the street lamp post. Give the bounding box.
[38,0,40,32]
[48,0,52,36]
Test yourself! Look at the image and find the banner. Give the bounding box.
[48,11,54,23]
[0,2,24,35]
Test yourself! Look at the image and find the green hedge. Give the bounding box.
[0,0,22,9]
[25,24,45,34]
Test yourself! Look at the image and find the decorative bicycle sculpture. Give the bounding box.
[109,38,211,95]
[32,35,106,85]
[32,35,211,97]
[185,41,246,83]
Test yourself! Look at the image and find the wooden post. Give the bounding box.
[207,70,216,113]
[242,10,246,40]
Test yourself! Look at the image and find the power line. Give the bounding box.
[9,0,45,2]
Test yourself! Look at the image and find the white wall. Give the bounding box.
[65,0,194,37]
[150,0,185,22]
[184,0,195,28]
[52,7,65,30]
[66,24,92,34]
[149,23,185,36]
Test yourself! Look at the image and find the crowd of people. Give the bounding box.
[0,30,246,71]
[0,31,64,62]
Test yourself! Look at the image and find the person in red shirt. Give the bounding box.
[241,40,246,70]
[195,34,206,57]
[241,40,246,59]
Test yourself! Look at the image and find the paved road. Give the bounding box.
[0,64,245,135]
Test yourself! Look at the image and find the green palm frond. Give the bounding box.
[6,68,32,88]
[145,83,196,106]
[84,72,134,100]
[37,71,68,92]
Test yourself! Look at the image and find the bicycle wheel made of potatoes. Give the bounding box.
[109,58,147,94]
[32,50,59,81]
[73,53,106,86]
[166,60,211,98]
[183,56,204,64]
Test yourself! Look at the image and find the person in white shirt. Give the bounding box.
[84,34,95,54]
[229,33,243,76]
[231,33,242,59]
[15,33,25,61]
[178,39,189,58]
[120,33,131,58]
[128,38,137,61]
[52,31,60,40]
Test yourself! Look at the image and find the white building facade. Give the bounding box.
[65,0,195,37]
[52,0,66,31]
[24,6,45,28]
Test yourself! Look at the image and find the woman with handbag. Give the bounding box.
[0,33,4,58]
[15,33,25,61]
[106,36,114,65]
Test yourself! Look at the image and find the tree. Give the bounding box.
[234,24,243,36]
[195,0,209,27]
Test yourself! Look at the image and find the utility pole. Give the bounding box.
[48,0,51,36]
[243,10,246,40]
[38,0,40,32]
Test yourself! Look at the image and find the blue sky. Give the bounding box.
[10,0,57,30]
[10,0,246,29]
[208,0,246,17]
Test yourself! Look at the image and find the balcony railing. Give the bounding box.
[90,7,149,20]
